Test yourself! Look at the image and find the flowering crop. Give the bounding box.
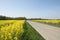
[34,20,60,24]
[0,20,25,40]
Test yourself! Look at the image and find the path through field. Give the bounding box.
[27,21,60,40]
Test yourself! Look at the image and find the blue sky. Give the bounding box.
[0,0,60,19]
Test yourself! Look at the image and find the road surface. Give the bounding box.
[27,21,60,40]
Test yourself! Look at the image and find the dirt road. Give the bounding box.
[27,21,60,40]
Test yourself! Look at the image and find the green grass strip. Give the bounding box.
[21,22,45,40]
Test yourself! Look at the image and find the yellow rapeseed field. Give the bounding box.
[0,20,25,40]
[34,20,60,24]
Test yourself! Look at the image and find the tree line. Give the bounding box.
[0,15,60,20]
[0,15,26,20]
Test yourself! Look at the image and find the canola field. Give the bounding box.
[33,20,60,27]
[0,20,25,40]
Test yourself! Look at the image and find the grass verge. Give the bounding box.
[21,22,45,40]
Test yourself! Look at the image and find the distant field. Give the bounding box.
[33,20,60,27]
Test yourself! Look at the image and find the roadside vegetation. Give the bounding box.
[0,20,25,40]
[21,22,45,40]
[0,20,45,40]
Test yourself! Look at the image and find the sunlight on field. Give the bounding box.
[0,20,25,40]
[34,20,60,24]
